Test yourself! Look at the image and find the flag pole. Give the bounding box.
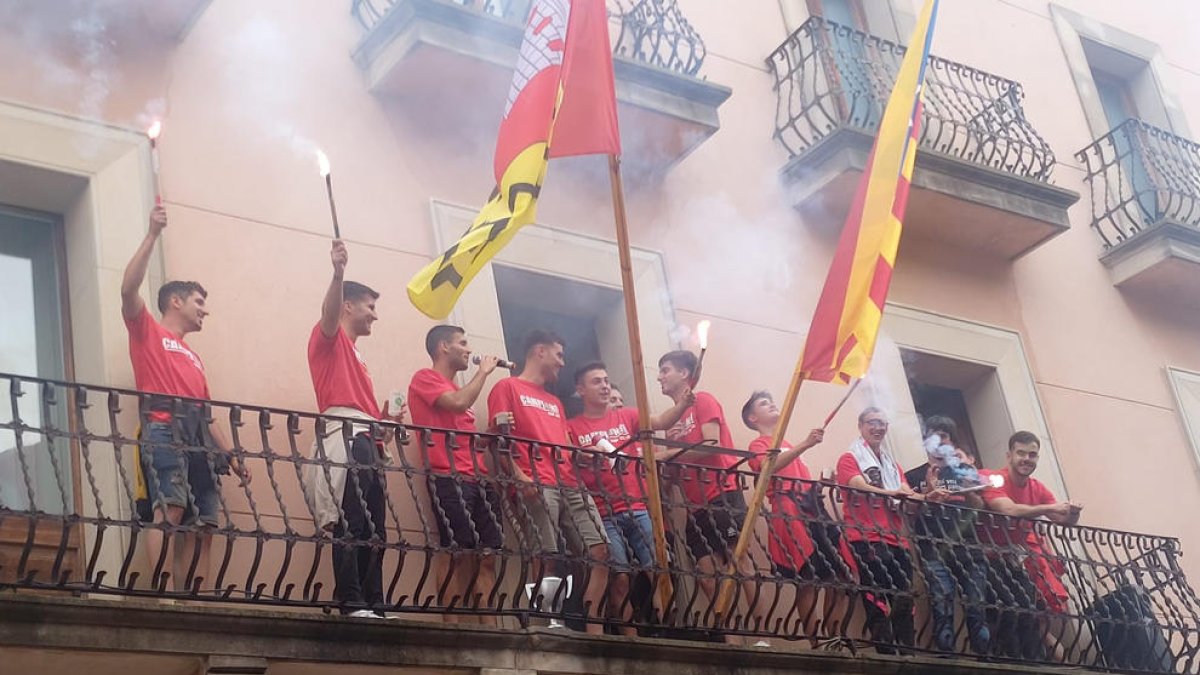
[822,377,862,429]
[608,154,673,611]
[714,362,806,616]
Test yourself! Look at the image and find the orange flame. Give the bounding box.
[146,120,162,140]
[316,149,330,177]
[697,319,712,350]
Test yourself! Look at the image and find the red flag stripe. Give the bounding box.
[546,0,620,158]
[868,257,893,310]
[797,147,876,377]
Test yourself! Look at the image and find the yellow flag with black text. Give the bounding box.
[406,0,619,319]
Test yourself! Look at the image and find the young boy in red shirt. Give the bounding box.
[408,325,502,624]
[568,361,691,634]
[741,391,844,641]
[655,350,760,637]
[121,205,249,591]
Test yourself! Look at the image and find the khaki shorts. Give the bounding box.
[512,486,609,555]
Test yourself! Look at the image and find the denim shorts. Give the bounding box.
[603,509,656,569]
[140,421,221,526]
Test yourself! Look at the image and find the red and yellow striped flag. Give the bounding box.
[407,0,619,319]
[798,0,939,383]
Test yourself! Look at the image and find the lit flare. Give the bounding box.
[696,320,712,349]
[316,149,331,177]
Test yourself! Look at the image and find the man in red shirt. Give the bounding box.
[835,407,925,653]
[654,350,757,634]
[307,239,405,618]
[608,385,624,410]
[408,325,501,624]
[980,430,1081,660]
[568,361,691,634]
[487,329,608,634]
[121,205,249,592]
[741,391,843,642]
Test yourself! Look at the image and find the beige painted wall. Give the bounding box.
[1,0,1199,584]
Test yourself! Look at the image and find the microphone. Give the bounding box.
[473,354,516,370]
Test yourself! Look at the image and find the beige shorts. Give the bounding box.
[512,486,609,555]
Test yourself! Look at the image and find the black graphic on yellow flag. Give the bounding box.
[406,144,546,319]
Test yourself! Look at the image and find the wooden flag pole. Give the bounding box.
[608,154,673,609]
[714,361,808,616]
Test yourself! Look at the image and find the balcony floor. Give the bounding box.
[0,594,1087,675]
[782,128,1080,259]
[1101,221,1200,305]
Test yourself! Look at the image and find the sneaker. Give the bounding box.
[349,609,378,619]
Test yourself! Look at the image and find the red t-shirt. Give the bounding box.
[836,451,909,546]
[979,468,1068,611]
[307,323,381,419]
[749,436,818,570]
[486,377,574,486]
[407,368,485,476]
[978,467,1058,547]
[567,407,646,515]
[665,391,739,506]
[748,437,815,505]
[125,306,210,400]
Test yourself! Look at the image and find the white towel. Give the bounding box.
[302,406,386,532]
[850,436,902,491]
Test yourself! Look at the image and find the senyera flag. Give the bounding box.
[797,0,939,383]
[407,0,619,319]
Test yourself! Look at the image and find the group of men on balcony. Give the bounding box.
[122,207,1084,658]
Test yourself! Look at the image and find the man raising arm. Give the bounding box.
[122,205,248,593]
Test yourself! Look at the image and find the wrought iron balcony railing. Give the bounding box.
[350,0,706,77]
[1076,118,1200,249]
[2,371,1199,673]
[768,16,1056,182]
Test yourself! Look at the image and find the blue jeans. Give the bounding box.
[923,552,989,654]
[603,510,655,569]
[140,421,220,526]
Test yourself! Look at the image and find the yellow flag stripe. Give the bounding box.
[406,143,549,319]
[831,0,936,378]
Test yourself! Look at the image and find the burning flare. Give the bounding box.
[316,149,331,177]
[146,120,162,141]
[696,320,712,350]
[988,474,1005,489]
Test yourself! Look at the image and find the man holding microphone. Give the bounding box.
[408,325,503,623]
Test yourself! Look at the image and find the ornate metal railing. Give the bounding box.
[353,0,531,25]
[350,0,707,77]
[2,371,1199,672]
[609,0,704,77]
[768,16,1056,181]
[1076,118,1200,249]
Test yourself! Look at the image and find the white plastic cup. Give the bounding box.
[388,390,406,414]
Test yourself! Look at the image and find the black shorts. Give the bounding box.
[778,521,846,581]
[806,520,847,580]
[430,476,503,550]
[685,489,746,561]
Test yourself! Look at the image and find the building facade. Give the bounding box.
[2,0,1199,673]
